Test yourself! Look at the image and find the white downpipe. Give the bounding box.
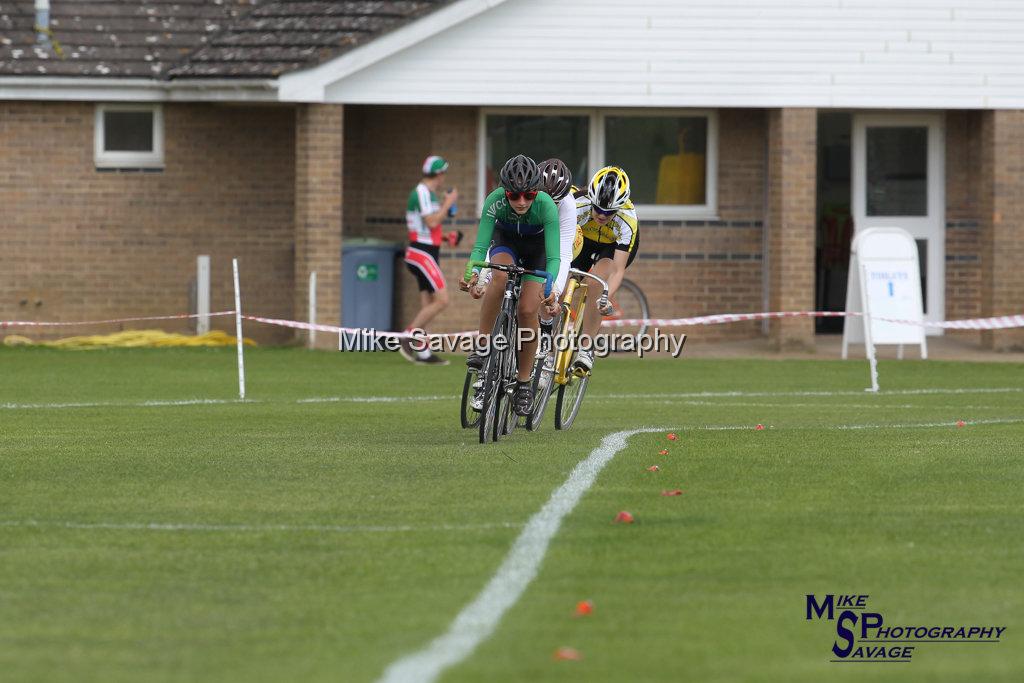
[232,258,246,400]
[308,271,317,349]
[196,255,210,334]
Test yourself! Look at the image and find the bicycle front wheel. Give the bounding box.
[460,368,482,429]
[554,372,590,431]
[605,278,650,340]
[479,310,512,444]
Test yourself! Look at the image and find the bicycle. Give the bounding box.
[464,260,553,444]
[601,277,650,340]
[525,268,610,431]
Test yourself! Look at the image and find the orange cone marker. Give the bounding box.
[659,449,669,455]
[575,600,593,617]
[661,489,684,497]
[667,433,678,441]
[614,511,635,524]
[956,420,966,428]
[755,424,765,431]
[646,465,660,472]
[554,647,583,661]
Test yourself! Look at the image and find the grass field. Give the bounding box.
[1,346,1022,682]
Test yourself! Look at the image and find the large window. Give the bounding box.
[94,104,164,169]
[481,109,717,218]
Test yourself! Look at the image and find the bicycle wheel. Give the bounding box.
[479,310,510,444]
[604,278,650,340]
[526,354,554,431]
[493,313,519,441]
[460,368,481,429]
[554,372,590,430]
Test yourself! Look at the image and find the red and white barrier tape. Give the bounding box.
[5,309,1020,336]
[241,314,479,340]
[601,311,1024,331]
[1,311,236,329]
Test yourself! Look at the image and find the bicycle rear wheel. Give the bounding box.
[554,372,590,430]
[604,278,650,340]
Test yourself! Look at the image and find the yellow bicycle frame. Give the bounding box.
[552,277,590,385]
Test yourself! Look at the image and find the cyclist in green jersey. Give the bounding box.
[460,154,561,416]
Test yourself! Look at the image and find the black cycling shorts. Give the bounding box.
[489,230,547,275]
[571,231,639,272]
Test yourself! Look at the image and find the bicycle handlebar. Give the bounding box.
[465,260,553,298]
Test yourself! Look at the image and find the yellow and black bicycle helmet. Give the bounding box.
[587,166,631,211]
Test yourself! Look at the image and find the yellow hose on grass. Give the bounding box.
[3,329,256,349]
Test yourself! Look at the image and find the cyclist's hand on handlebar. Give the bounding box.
[469,283,486,299]
[460,272,478,293]
[598,297,615,316]
[541,290,559,317]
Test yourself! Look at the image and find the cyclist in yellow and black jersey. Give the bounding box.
[570,166,639,372]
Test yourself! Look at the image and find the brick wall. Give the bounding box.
[295,104,344,349]
[766,108,816,349]
[945,110,984,342]
[343,106,767,343]
[979,110,1024,351]
[0,101,296,343]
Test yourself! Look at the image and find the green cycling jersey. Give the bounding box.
[468,187,561,285]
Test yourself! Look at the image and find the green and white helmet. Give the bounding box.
[422,155,449,177]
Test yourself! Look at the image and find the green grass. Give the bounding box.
[1,347,1022,682]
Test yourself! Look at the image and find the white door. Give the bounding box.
[852,114,944,333]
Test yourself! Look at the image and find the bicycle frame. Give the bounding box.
[552,269,609,386]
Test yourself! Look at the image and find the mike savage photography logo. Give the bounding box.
[341,328,687,359]
[806,594,1006,663]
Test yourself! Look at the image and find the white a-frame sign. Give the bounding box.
[842,227,927,392]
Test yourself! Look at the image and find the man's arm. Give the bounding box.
[554,195,576,292]
[541,195,561,292]
[468,188,502,275]
[423,187,457,226]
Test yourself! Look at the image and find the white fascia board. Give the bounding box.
[0,77,278,102]
[278,0,510,102]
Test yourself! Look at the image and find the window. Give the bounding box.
[480,109,717,218]
[483,114,589,195]
[94,104,164,169]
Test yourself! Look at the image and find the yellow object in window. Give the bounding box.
[656,152,705,205]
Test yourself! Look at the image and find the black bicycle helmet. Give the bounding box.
[538,158,572,201]
[498,154,541,193]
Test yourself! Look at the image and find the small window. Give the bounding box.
[95,104,164,169]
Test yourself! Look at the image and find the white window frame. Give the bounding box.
[94,103,164,169]
[478,107,718,220]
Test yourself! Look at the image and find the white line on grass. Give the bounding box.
[0,520,522,534]
[376,428,666,683]
[1,387,1021,411]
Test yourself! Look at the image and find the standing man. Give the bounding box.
[400,155,458,364]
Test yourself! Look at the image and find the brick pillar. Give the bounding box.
[295,104,343,348]
[979,110,1024,351]
[766,108,817,350]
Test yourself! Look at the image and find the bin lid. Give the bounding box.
[343,237,404,251]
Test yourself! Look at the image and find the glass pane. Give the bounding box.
[866,126,927,216]
[916,238,928,314]
[104,111,154,152]
[605,116,707,205]
[485,115,588,193]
